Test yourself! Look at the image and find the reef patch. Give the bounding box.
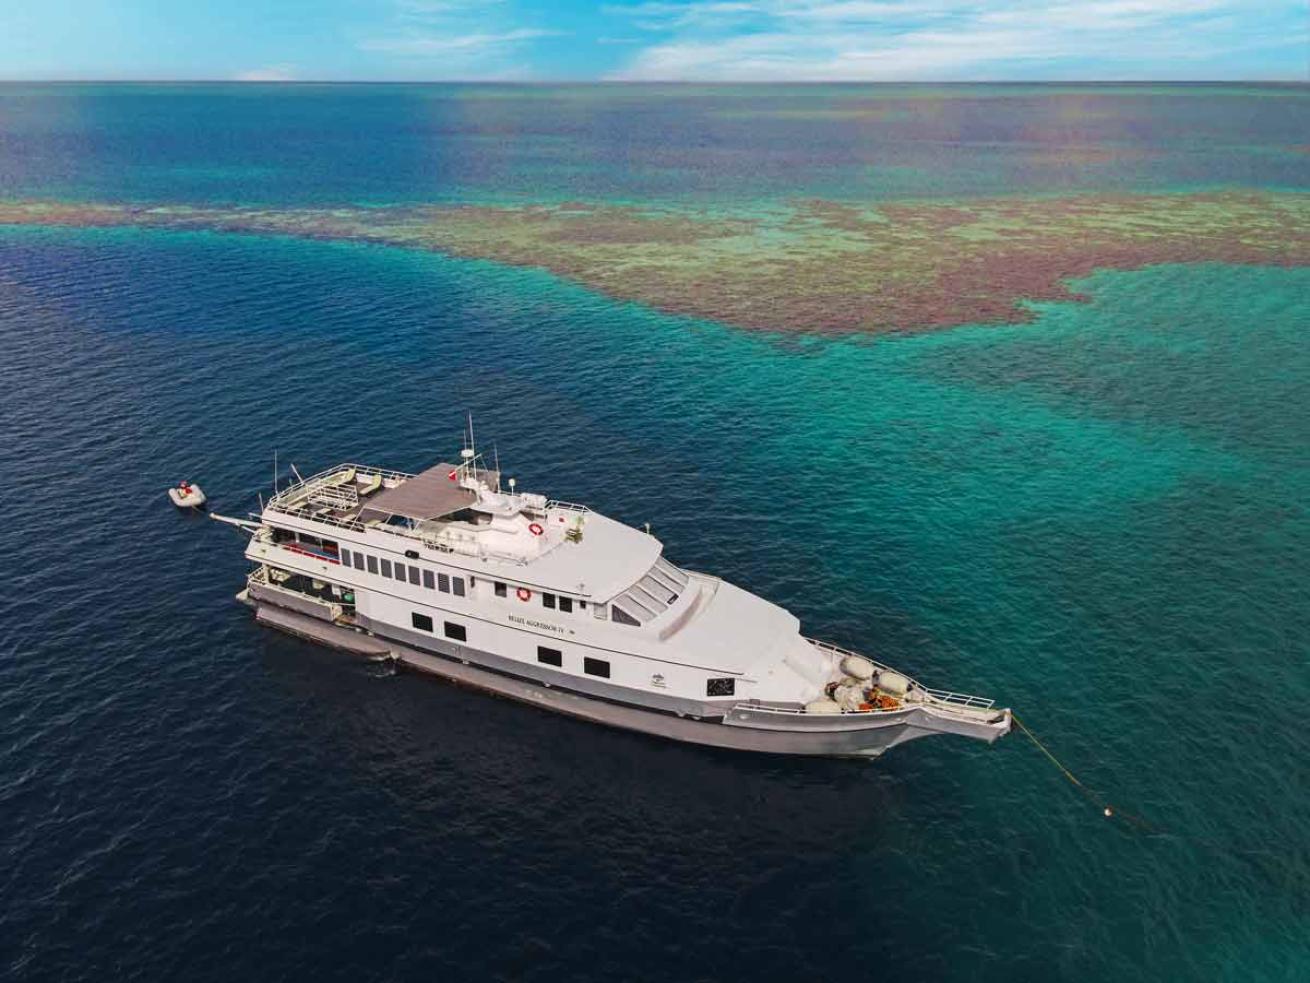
[2,192,1306,334]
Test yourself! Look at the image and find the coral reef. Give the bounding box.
[3,191,1306,333]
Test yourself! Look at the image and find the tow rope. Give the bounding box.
[1012,713,1154,833]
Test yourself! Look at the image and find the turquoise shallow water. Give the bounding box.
[1,223,1307,981]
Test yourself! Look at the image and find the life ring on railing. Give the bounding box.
[528,522,544,537]
[516,587,532,602]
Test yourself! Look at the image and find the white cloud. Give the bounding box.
[359,0,562,74]
[606,0,1308,79]
[233,64,296,82]
[394,0,508,22]
[360,28,560,55]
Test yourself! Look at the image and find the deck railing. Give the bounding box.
[784,637,996,715]
[264,462,575,567]
[246,567,344,621]
[546,500,592,514]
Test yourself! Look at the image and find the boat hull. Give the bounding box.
[245,597,1010,759]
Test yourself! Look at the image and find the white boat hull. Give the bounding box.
[245,597,1011,758]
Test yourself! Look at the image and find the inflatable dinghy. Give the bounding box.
[168,481,207,508]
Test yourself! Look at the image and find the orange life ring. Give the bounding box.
[516,587,532,602]
[528,522,544,537]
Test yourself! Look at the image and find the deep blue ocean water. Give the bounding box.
[1,85,1308,982]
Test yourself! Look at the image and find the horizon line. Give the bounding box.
[0,78,1306,86]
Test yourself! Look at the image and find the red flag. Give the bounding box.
[447,470,457,482]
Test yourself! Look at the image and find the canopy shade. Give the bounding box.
[357,463,494,523]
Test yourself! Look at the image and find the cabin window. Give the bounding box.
[579,600,587,610]
[339,548,352,566]
[444,621,466,642]
[366,555,378,575]
[408,565,420,585]
[559,597,573,614]
[452,577,465,597]
[584,657,610,679]
[352,553,365,571]
[380,559,392,578]
[423,569,435,590]
[542,592,556,610]
[494,581,506,598]
[611,605,641,627]
[592,604,607,620]
[537,646,562,667]
[411,612,433,633]
[438,573,450,593]
[707,678,735,697]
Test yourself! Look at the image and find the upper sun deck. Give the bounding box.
[263,461,662,601]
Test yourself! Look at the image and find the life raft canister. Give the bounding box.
[528,522,544,537]
[516,587,532,602]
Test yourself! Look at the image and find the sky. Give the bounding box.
[2,0,1307,82]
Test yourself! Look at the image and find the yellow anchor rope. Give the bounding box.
[1012,713,1154,832]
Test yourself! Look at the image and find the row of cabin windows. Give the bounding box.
[339,547,465,597]
[534,644,729,695]
[411,612,466,642]
[535,645,610,679]
[492,581,583,615]
[400,630,724,695]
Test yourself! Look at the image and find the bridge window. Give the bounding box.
[366,555,378,575]
[452,577,465,597]
[392,562,406,583]
[407,565,420,585]
[707,678,735,697]
[542,592,556,610]
[380,558,392,578]
[559,597,573,613]
[438,573,449,593]
[537,646,562,667]
[423,569,435,590]
[352,553,365,571]
[444,621,466,642]
[494,581,506,597]
[611,606,640,627]
[340,548,352,566]
[411,612,433,633]
[584,657,610,678]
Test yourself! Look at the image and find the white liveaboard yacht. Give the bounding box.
[215,443,1010,758]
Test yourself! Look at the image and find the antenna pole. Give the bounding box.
[493,442,501,491]
[273,449,278,495]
